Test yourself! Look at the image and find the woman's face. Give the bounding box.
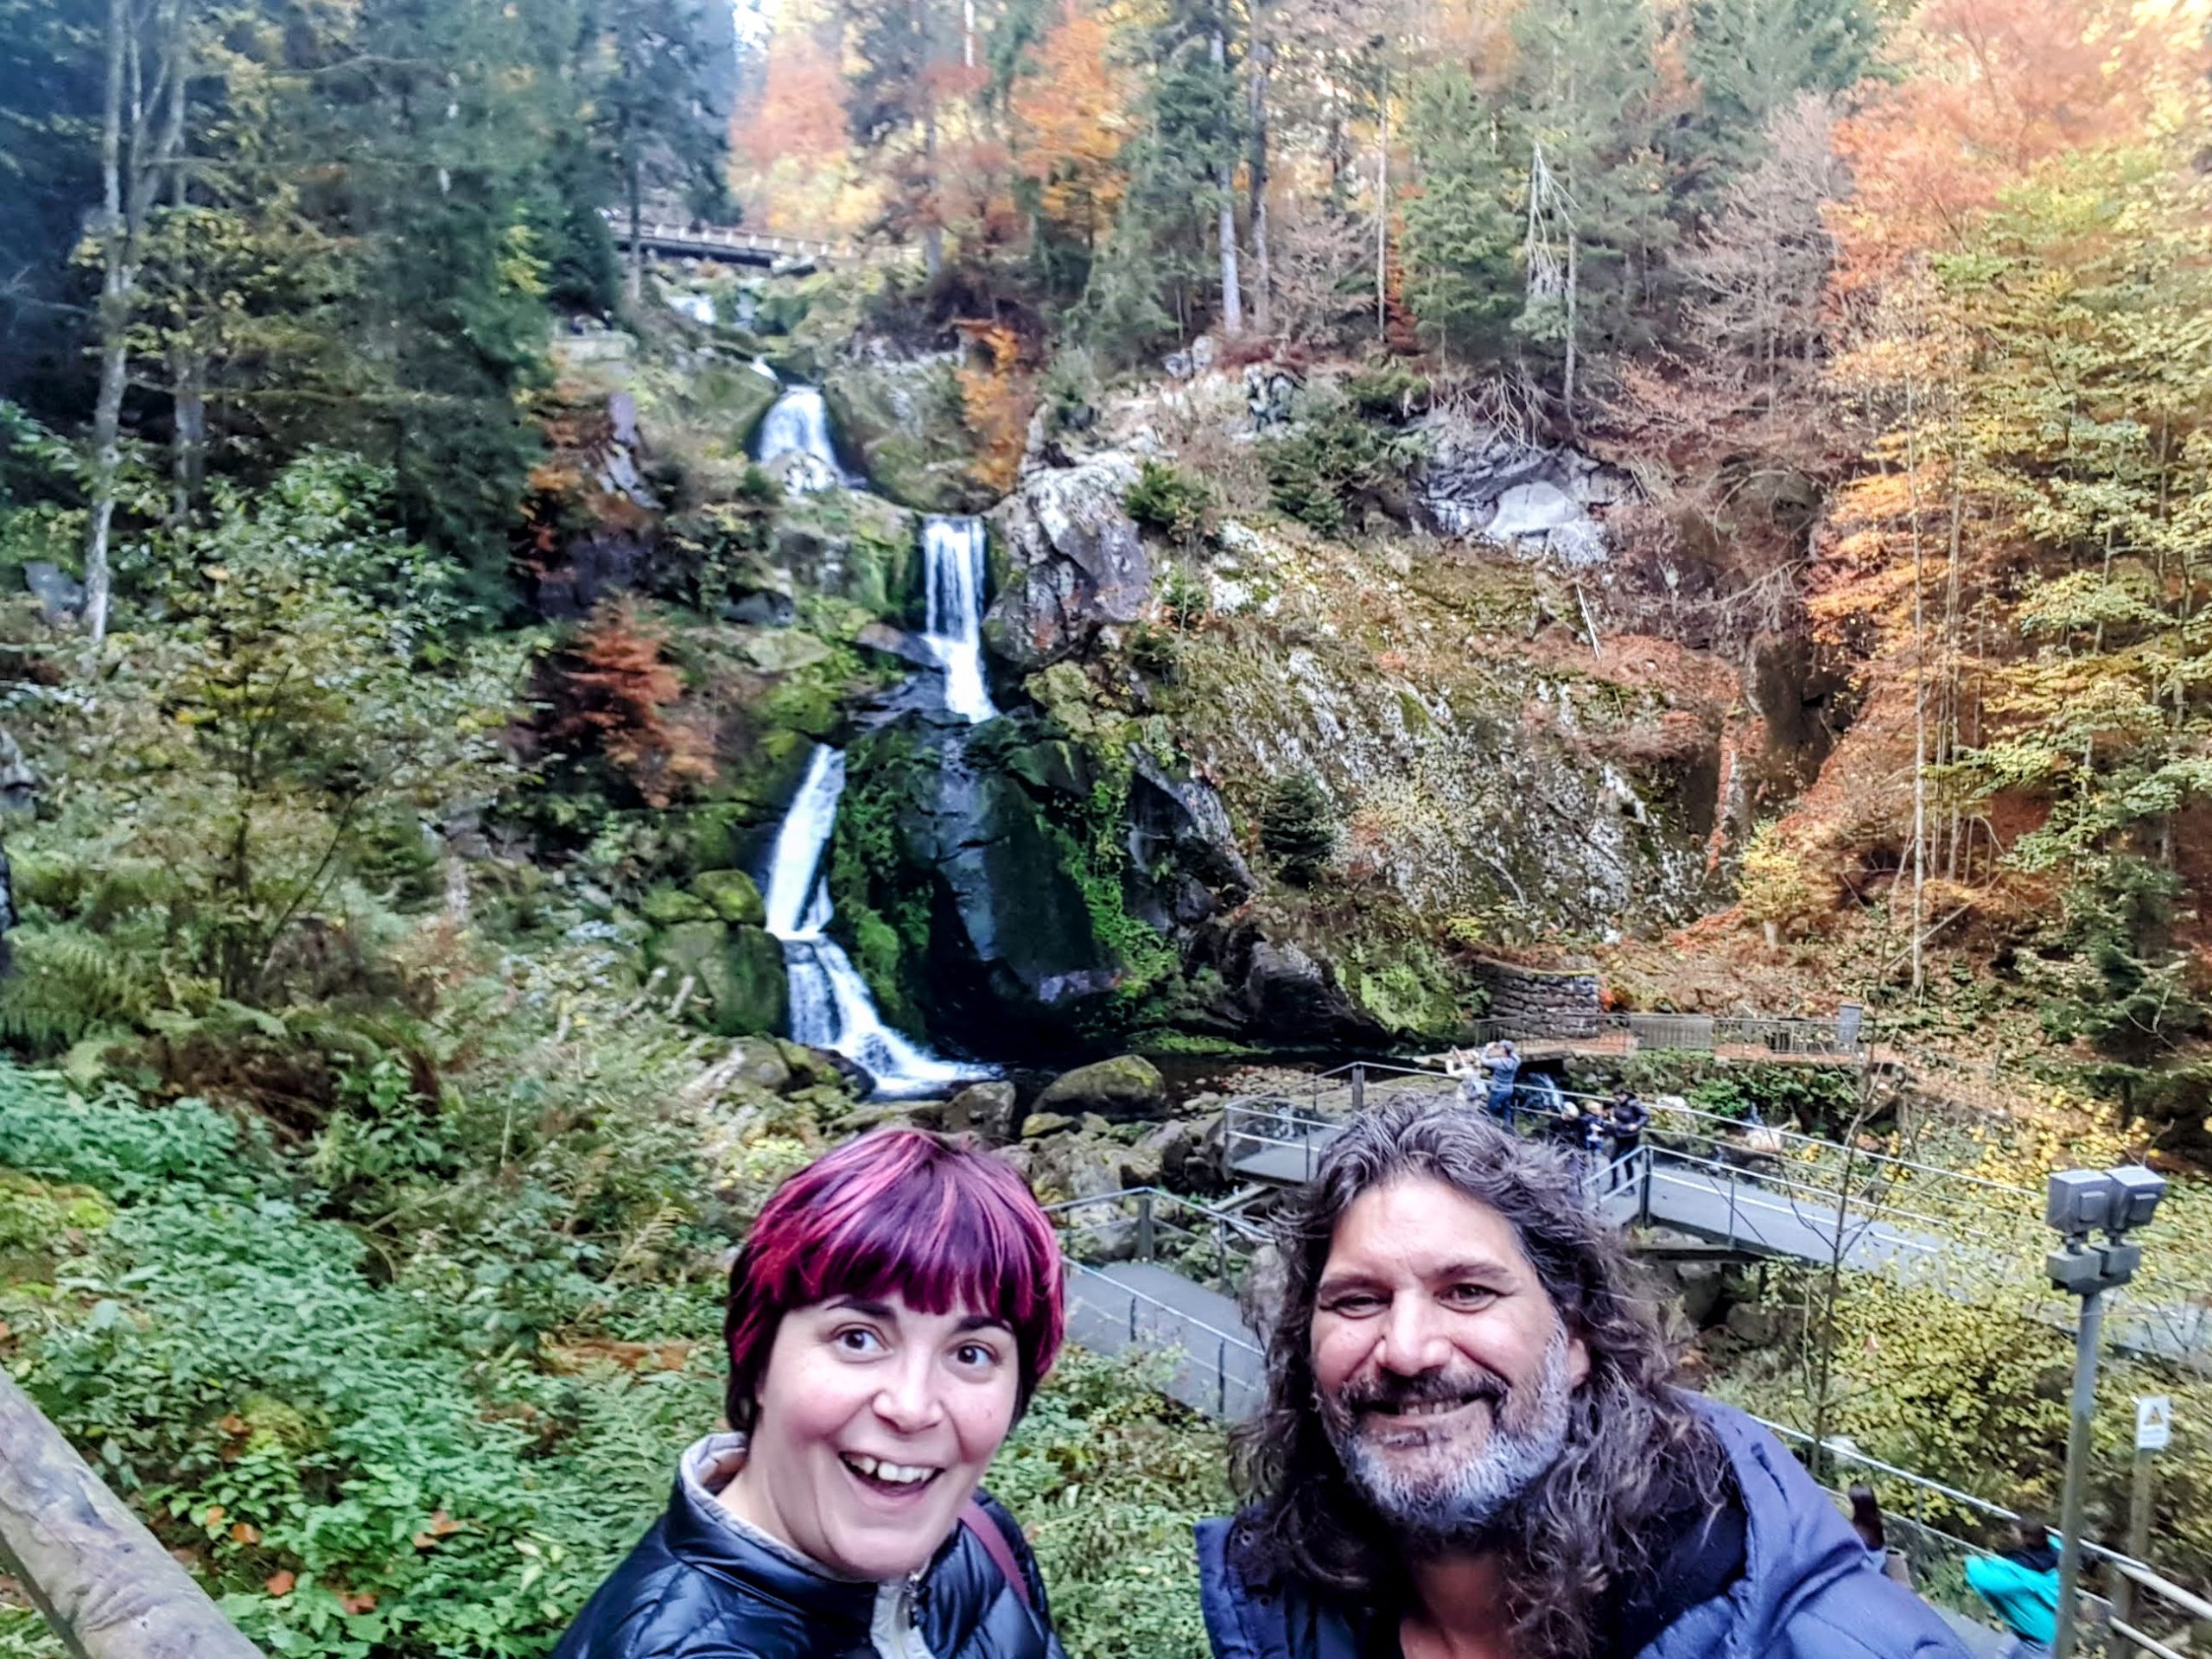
[732,1290,1021,1581]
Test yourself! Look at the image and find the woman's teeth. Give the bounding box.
[844,1454,938,1485]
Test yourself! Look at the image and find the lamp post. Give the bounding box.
[2044,1166,2167,1659]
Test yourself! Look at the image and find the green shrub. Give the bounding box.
[1260,771,1337,886]
[1124,460,1215,549]
[1258,396,1425,536]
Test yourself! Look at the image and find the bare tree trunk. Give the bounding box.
[1210,29,1242,335]
[1905,383,1928,999]
[920,0,944,279]
[626,149,644,306]
[1374,77,1389,339]
[1245,0,1272,334]
[85,0,131,650]
[164,17,200,524]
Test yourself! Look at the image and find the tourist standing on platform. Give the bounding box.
[1195,1100,1967,1659]
[1481,1039,1521,1128]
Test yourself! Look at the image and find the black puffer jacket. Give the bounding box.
[553,1440,1062,1659]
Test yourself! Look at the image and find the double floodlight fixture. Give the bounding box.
[2045,1166,2166,1295]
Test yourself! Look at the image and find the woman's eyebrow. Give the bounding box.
[954,1313,1015,1334]
[827,1296,898,1319]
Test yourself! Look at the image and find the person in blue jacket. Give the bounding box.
[1964,1516,2061,1656]
[1196,1098,1970,1659]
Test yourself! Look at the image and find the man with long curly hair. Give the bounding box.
[1197,1099,1967,1659]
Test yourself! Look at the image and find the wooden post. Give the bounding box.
[0,1368,264,1658]
[2107,1433,2158,1659]
[1351,1064,1366,1115]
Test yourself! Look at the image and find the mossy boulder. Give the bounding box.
[640,885,715,926]
[1033,1054,1167,1122]
[820,358,988,514]
[1005,739,1093,799]
[768,488,923,624]
[691,868,766,926]
[646,920,791,1037]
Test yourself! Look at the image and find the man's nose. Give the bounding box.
[872,1353,947,1434]
[1376,1293,1452,1376]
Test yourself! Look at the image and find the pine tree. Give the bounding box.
[1398,67,1522,366]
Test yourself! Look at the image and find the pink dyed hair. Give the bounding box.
[721,1128,1065,1429]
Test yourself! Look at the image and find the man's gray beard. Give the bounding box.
[1324,1328,1576,1543]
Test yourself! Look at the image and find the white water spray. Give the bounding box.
[921,515,998,724]
[760,746,988,1097]
[754,386,843,492]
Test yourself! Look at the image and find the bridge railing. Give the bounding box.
[1057,1256,1266,1419]
[1758,1415,2210,1658]
[1460,1011,1872,1058]
[1046,1186,1268,1290]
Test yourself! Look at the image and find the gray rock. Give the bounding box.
[946,1080,1020,1142]
[1488,480,1578,537]
[22,562,83,624]
[728,1036,792,1095]
[983,454,1152,671]
[1033,1054,1167,1122]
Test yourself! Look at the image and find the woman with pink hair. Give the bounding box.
[556,1128,1067,1659]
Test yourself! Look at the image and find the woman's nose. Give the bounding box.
[872,1357,947,1433]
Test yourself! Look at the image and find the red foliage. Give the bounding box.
[543,600,714,808]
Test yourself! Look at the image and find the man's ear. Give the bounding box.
[1565,1331,1592,1391]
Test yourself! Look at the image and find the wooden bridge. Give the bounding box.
[601,211,914,270]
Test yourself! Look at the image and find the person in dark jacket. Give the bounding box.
[1196,1099,1969,1659]
[555,1128,1067,1659]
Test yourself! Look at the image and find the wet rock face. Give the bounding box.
[1192,918,1389,1046]
[983,454,1153,671]
[1417,423,1632,568]
[1123,752,1254,931]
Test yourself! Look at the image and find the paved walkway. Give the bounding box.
[1061,1259,1266,1419]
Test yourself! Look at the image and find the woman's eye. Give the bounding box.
[953,1341,1001,1370]
[1324,1294,1382,1317]
[834,1325,885,1354]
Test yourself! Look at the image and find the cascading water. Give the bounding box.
[920,515,999,724]
[753,385,844,493]
[761,745,988,1098]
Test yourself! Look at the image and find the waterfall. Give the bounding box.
[921,516,998,724]
[761,745,989,1098]
[754,386,843,493]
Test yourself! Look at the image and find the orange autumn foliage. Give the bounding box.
[543,600,715,808]
[1008,0,1130,249]
[1828,0,2208,287]
[957,321,1033,493]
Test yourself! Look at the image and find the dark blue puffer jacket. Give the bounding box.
[555,1438,1061,1659]
[1194,1398,1972,1659]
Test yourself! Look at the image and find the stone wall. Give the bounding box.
[1470,957,1603,1033]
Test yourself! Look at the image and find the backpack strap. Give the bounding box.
[960,1499,1033,1611]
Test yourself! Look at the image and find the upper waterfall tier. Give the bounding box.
[753,386,846,493]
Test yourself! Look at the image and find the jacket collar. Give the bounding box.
[660,1432,898,1634]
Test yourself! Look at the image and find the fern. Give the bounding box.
[0,922,160,1051]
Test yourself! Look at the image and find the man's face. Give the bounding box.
[1310,1174,1591,1539]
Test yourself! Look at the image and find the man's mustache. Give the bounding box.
[1332,1368,1510,1417]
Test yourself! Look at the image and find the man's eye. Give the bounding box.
[1324,1294,1382,1316]
[1444,1284,1499,1307]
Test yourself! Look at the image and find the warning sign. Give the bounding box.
[2136,1395,2172,1452]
